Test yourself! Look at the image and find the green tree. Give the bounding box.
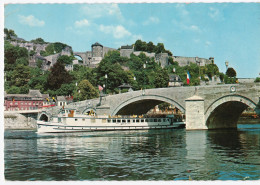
[155,43,165,54]
[153,69,169,88]
[57,55,73,65]
[10,64,31,87]
[255,77,260,82]
[4,28,17,40]
[31,38,46,44]
[226,67,237,77]
[4,41,28,70]
[147,41,155,53]
[70,65,97,87]
[46,61,73,90]
[75,80,99,101]
[95,60,129,93]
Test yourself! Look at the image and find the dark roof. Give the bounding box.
[121,45,133,49]
[169,74,182,82]
[91,42,103,47]
[29,89,42,98]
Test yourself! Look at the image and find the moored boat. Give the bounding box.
[37,108,185,133]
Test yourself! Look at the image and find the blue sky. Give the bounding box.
[4,3,260,78]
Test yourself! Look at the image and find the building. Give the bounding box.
[120,45,134,58]
[118,83,133,93]
[4,90,50,111]
[56,96,73,107]
[168,74,183,87]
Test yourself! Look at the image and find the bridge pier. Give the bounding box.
[185,95,208,130]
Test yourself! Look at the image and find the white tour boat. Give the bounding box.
[37,108,185,133]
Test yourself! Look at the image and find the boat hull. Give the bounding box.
[37,120,185,133]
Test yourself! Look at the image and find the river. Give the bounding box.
[4,124,260,181]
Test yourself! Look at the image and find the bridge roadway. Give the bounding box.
[41,83,260,130]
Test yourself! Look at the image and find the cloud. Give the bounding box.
[80,4,123,20]
[99,25,131,39]
[209,7,224,21]
[175,4,189,17]
[75,19,90,27]
[18,15,45,27]
[189,25,200,32]
[172,19,201,32]
[143,16,160,25]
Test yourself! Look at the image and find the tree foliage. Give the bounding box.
[4,28,17,40]
[47,61,73,90]
[31,38,47,44]
[134,40,172,56]
[57,55,74,65]
[75,80,99,101]
[226,67,237,77]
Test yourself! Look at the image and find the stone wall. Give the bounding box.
[4,112,37,130]
[103,47,117,57]
[120,48,134,58]
[173,56,213,67]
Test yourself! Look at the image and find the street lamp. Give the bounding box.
[105,74,108,94]
[225,61,229,70]
[143,64,146,89]
[196,58,201,80]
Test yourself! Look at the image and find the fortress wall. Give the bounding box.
[174,56,212,67]
[103,47,117,57]
[120,49,134,58]
[133,51,155,58]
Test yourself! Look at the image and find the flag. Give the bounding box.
[98,85,103,91]
[187,71,191,85]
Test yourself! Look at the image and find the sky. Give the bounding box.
[3,2,260,78]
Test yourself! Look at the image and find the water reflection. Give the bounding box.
[4,125,260,181]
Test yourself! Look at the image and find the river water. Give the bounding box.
[4,124,260,181]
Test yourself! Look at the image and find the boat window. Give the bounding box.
[122,119,126,123]
[102,119,106,123]
[75,119,78,121]
[141,119,144,122]
[158,119,161,122]
[154,119,157,122]
[112,119,116,123]
[108,119,111,123]
[163,119,166,122]
[127,119,130,123]
[145,119,149,122]
[82,119,85,121]
[136,119,139,123]
[132,119,135,123]
[58,118,61,122]
[117,119,121,123]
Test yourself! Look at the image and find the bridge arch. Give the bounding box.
[205,94,257,129]
[111,94,185,116]
[38,112,50,122]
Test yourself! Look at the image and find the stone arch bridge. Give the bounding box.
[45,83,260,130]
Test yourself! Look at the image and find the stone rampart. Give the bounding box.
[4,112,37,130]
